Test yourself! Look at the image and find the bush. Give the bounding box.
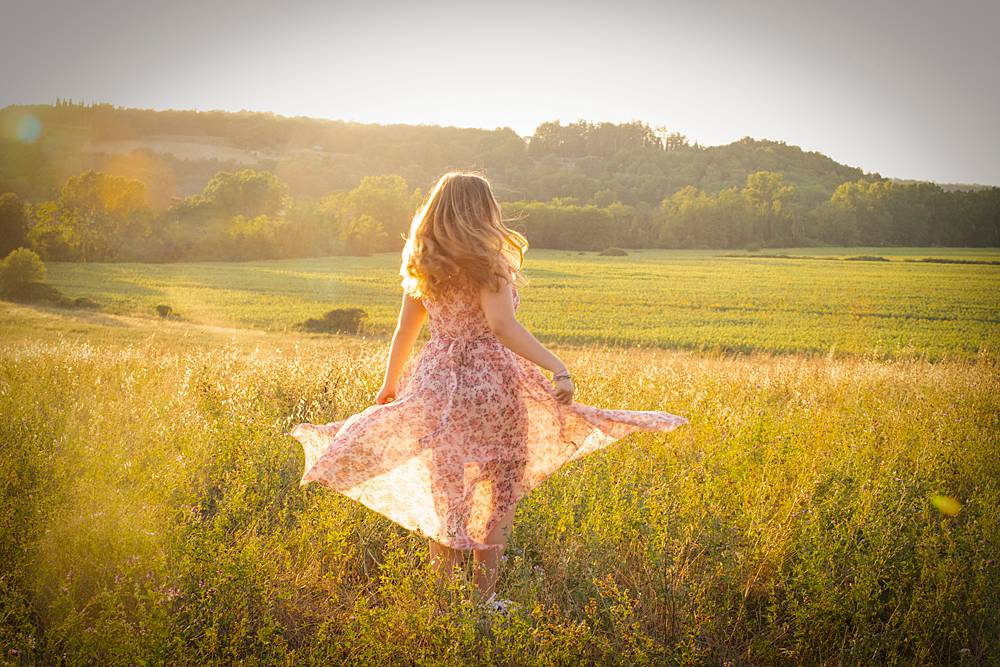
[299,308,368,334]
[0,248,46,291]
[4,282,64,303]
[155,304,176,318]
[71,297,100,310]
[597,247,628,256]
[0,248,102,309]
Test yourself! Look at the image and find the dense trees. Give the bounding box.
[8,169,425,262]
[0,103,873,207]
[26,171,152,261]
[4,166,998,262]
[0,193,29,255]
[0,102,997,259]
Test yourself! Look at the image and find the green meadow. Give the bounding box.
[41,248,1000,359]
[1,248,998,665]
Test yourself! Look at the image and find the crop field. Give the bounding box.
[42,248,1000,359]
[1,248,998,665]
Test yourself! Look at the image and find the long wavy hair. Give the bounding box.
[399,171,529,300]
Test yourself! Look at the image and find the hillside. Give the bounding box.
[1,101,872,205]
[2,102,996,260]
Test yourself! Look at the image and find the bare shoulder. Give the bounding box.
[402,287,427,305]
[477,259,521,333]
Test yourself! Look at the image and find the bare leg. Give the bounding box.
[472,505,516,600]
[428,539,465,585]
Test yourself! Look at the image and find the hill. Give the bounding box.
[0,101,996,259]
[1,101,871,205]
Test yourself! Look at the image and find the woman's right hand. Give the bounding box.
[552,377,574,404]
[375,381,397,404]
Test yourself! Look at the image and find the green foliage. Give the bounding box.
[185,169,290,219]
[529,119,669,157]
[0,104,1000,261]
[0,247,46,289]
[26,170,152,261]
[3,103,999,261]
[0,249,101,310]
[338,214,387,256]
[505,200,622,250]
[299,308,368,334]
[225,214,289,261]
[0,192,29,255]
[316,175,417,255]
[71,296,100,309]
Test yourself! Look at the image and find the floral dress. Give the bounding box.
[288,276,688,551]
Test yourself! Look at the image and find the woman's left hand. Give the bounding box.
[375,382,397,404]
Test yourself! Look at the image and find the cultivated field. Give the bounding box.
[41,248,1000,359]
[1,248,998,665]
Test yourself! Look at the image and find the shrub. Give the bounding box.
[299,308,368,334]
[155,304,175,318]
[845,255,889,262]
[5,282,64,303]
[0,247,46,291]
[71,297,100,310]
[597,247,628,256]
[0,248,102,309]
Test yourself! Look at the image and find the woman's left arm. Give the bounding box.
[377,291,427,402]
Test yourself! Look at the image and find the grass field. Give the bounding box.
[43,248,1000,360]
[1,248,998,665]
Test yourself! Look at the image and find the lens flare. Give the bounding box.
[930,494,961,516]
[16,114,43,143]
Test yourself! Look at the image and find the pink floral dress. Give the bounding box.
[288,276,688,552]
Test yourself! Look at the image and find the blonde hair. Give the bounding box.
[399,171,529,300]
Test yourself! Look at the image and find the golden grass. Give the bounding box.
[1,304,997,664]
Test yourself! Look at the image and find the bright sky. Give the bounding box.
[2,0,998,185]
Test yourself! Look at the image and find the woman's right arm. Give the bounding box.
[480,280,575,403]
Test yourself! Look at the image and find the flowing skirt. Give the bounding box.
[288,335,688,551]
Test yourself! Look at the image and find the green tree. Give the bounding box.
[807,200,858,244]
[226,214,289,260]
[339,214,387,255]
[742,171,795,244]
[830,179,894,245]
[319,175,419,252]
[343,175,416,243]
[186,169,290,219]
[25,201,73,260]
[27,171,152,261]
[0,192,29,255]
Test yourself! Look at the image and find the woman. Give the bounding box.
[289,171,688,615]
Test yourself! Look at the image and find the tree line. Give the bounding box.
[1,166,996,263]
[1,103,875,208]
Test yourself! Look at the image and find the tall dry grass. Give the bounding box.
[1,328,997,664]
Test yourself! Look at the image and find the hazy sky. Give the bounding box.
[2,0,998,185]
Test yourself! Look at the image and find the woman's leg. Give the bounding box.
[427,539,465,584]
[472,505,516,600]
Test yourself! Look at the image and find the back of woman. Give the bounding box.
[288,171,688,614]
